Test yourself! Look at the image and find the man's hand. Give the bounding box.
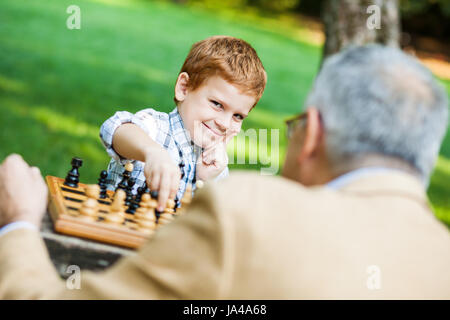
[0,154,48,228]
[196,140,229,182]
[143,146,181,212]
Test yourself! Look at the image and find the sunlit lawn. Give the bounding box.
[0,0,449,226]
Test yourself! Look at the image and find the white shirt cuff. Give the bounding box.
[0,221,38,237]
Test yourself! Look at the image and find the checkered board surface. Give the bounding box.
[46,175,150,249]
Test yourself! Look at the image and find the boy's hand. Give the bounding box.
[143,146,181,212]
[196,135,233,181]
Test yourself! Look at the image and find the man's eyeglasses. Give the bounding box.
[285,112,307,139]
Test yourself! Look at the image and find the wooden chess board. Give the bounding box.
[46,175,153,249]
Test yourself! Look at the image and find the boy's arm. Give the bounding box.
[100,110,154,165]
[100,111,180,211]
[112,123,163,162]
[113,124,181,210]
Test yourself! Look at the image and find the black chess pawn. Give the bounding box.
[155,209,162,223]
[125,178,136,207]
[98,170,108,199]
[150,190,160,221]
[150,190,158,200]
[142,181,150,194]
[126,186,145,214]
[64,157,83,188]
[117,162,133,191]
[135,186,145,204]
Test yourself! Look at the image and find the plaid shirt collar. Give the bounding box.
[168,107,202,165]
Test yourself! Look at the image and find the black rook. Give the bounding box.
[64,157,83,188]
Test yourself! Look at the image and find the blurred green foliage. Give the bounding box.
[187,0,450,16]
[401,0,450,16]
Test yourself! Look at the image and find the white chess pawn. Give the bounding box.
[135,193,156,233]
[157,212,174,228]
[177,184,193,215]
[124,162,134,172]
[80,185,100,221]
[105,189,126,225]
[164,198,176,214]
[79,199,98,221]
[85,184,100,199]
[196,180,204,189]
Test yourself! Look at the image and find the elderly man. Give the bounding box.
[0,45,449,299]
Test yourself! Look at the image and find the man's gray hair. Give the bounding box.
[306,44,448,184]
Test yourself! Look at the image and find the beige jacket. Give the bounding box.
[0,171,449,299]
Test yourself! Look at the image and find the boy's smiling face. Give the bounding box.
[176,73,256,149]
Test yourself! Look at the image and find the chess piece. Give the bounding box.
[135,193,156,234]
[143,182,150,194]
[150,190,158,200]
[105,189,126,225]
[155,210,162,222]
[79,184,100,221]
[98,170,108,199]
[158,212,175,227]
[85,184,100,198]
[148,191,158,210]
[164,198,176,214]
[157,198,176,228]
[196,179,204,189]
[177,184,193,215]
[117,162,134,191]
[125,177,136,207]
[184,184,193,202]
[126,181,141,214]
[135,186,145,204]
[147,190,162,221]
[182,184,193,205]
[64,157,83,188]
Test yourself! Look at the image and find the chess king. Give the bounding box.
[99,36,267,212]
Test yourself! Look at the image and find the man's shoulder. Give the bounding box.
[221,171,304,194]
[219,170,329,197]
[201,171,337,218]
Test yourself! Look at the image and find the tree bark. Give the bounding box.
[321,0,401,60]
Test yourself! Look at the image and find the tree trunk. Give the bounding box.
[321,0,400,60]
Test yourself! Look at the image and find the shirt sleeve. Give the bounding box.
[0,221,38,238]
[99,109,158,164]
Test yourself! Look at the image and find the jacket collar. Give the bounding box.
[334,168,428,206]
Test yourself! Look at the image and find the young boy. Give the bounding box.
[99,36,266,211]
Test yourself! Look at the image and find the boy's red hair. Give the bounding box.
[175,36,267,105]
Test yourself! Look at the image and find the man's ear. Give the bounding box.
[175,72,190,102]
[297,107,322,163]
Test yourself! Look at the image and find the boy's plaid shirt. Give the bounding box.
[99,107,228,201]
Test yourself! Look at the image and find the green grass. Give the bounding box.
[0,0,449,225]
